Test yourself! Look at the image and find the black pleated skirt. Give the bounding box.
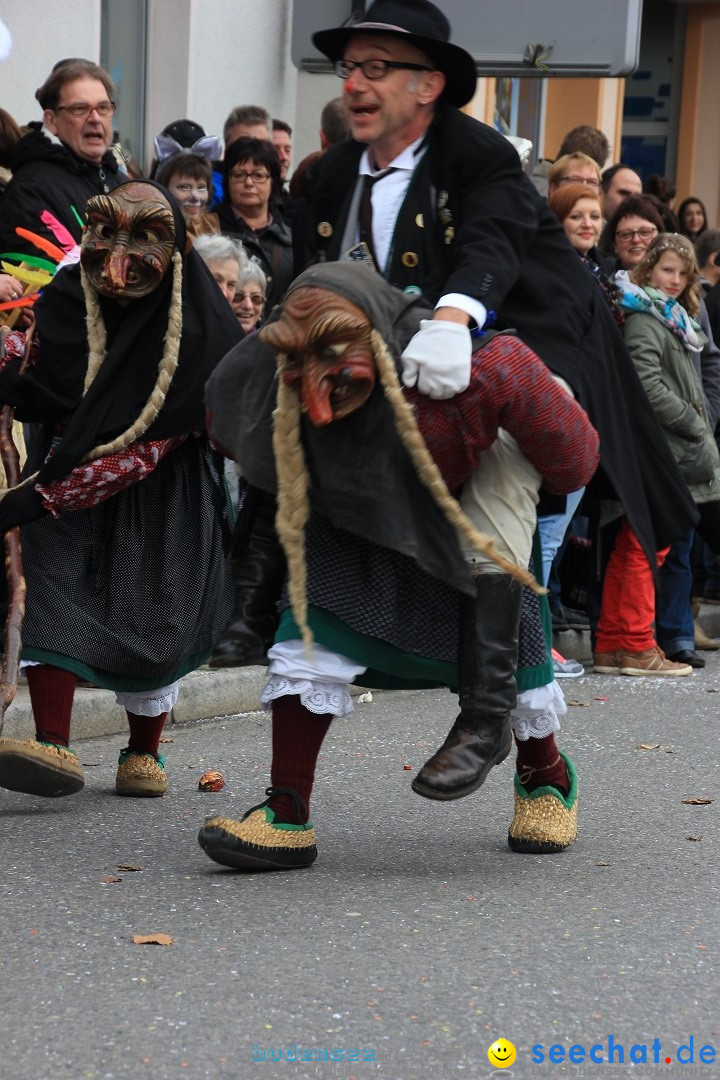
[19,437,233,691]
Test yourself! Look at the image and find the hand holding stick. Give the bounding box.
[0,325,32,730]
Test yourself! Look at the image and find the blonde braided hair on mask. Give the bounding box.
[272,357,312,650]
[271,329,543,649]
[0,251,184,501]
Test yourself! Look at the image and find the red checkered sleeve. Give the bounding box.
[405,333,599,495]
[36,435,187,516]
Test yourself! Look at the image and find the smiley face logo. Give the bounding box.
[487,1039,517,1068]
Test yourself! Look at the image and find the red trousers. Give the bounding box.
[595,519,668,653]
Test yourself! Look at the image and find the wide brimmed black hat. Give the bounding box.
[313,0,477,108]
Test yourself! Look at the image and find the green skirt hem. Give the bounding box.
[20,648,211,692]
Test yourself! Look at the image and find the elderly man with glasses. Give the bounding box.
[0,58,121,260]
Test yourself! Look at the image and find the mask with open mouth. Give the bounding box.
[81,182,176,300]
[260,286,377,425]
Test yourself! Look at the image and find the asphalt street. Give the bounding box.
[1,658,719,1080]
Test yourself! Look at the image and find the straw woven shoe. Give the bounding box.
[115,748,167,797]
[508,752,578,854]
[198,787,317,871]
[0,738,84,797]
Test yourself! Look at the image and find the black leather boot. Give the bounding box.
[412,573,523,800]
[209,488,287,668]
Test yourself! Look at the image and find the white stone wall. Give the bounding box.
[147,0,296,162]
[0,0,101,126]
[0,0,343,177]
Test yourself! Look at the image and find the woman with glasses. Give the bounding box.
[209,136,292,317]
[232,261,267,334]
[602,195,664,271]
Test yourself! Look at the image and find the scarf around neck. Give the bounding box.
[615,270,705,353]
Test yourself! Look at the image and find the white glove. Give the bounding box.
[400,319,472,400]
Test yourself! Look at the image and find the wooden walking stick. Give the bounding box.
[0,324,33,731]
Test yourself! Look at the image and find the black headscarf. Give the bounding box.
[16,180,242,485]
[205,262,478,596]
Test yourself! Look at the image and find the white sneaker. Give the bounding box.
[552,655,585,679]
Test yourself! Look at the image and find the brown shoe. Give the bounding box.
[620,647,692,677]
[592,650,623,674]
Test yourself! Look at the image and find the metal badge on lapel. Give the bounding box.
[415,213,424,228]
[317,221,333,238]
[401,251,420,268]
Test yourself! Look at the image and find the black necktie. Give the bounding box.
[358,168,396,266]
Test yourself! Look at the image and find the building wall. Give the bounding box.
[676,2,720,226]
[0,0,101,126]
[542,78,624,164]
[146,0,301,167]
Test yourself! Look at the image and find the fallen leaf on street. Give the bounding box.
[159,736,175,743]
[402,765,412,771]
[636,743,661,750]
[682,798,713,805]
[686,835,703,841]
[594,696,609,701]
[567,700,591,707]
[117,864,143,872]
[100,875,122,884]
[596,862,611,867]
[706,688,720,694]
[132,933,174,946]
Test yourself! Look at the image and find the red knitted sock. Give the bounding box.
[27,665,76,748]
[126,712,168,759]
[268,695,333,823]
[514,732,569,795]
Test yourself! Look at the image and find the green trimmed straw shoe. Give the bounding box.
[0,738,84,797]
[116,748,168,797]
[508,751,578,854]
[198,786,317,871]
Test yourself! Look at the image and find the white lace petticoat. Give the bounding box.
[510,679,567,741]
[260,675,354,717]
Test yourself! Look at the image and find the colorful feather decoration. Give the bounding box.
[14,228,66,264]
[40,210,78,254]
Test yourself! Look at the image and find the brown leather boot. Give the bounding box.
[412,573,522,801]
